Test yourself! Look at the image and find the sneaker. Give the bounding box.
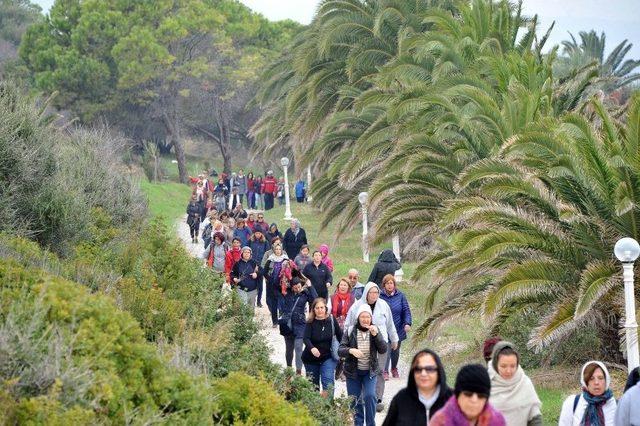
[272,323,278,329]
[383,371,389,381]
[257,302,263,308]
[376,402,385,413]
[391,368,399,378]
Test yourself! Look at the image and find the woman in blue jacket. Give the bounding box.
[279,277,318,375]
[379,274,412,380]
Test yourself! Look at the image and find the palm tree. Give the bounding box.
[417,93,640,359]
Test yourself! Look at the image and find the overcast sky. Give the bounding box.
[32,0,640,58]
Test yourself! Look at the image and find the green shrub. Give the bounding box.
[0,259,214,424]
[212,372,315,425]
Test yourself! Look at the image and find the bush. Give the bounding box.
[0,259,214,424]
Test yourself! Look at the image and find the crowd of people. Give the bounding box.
[186,172,640,426]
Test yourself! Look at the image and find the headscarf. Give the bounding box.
[580,361,613,426]
[488,341,541,425]
[291,219,300,236]
[356,304,372,332]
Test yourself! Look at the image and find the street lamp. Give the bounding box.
[281,157,292,220]
[358,192,369,263]
[614,237,640,372]
[392,235,404,282]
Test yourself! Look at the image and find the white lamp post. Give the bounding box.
[281,157,293,220]
[306,165,312,202]
[392,235,404,282]
[614,237,640,372]
[358,192,369,263]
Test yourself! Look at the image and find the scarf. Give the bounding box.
[333,291,351,318]
[581,388,613,426]
[279,262,294,295]
[267,252,288,263]
[356,322,369,332]
[488,364,541,425]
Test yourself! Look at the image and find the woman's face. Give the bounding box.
[248,214,255,221]
[301,247,309,256]
[314,302,327,318]
[457,391,487,421]
[242,250,251,260]
[274,245,283,255]
[338,280,349,294]
[497,354,518,380]
[228,219,235,227]
[290,220,297,230]
[358,312,372,327]
[413,354,439,393]
[384,279,395,293]
[313,252,322,263]
[214,236,222,245]
[586,366,607,396]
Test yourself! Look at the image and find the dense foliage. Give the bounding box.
[253,0,640,360]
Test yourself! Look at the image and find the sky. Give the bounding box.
[32,0,640,58]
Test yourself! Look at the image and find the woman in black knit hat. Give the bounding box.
[429,364,506,426]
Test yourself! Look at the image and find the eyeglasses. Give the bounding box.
[460,391,488,399]
[413,365,438,374]
[348,275,358,279]
[258,216,264,219]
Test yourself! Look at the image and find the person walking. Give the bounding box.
[558,361,616,426]
[279,277,318,375]
[331,277,355,380]
[367,249,401,286]
[294,244,312,270]
[203,232,228,273]
[277,177,285,205]
[319,244,334,272]
[233,218,252,247]
[249,229,270,308]
[295,179,306,203]
[254,176,263,210]
[344,282,399,412]
[383,349,453,425]
[213,179,228,212]
[429,364,506,426]
[283,219,308,259]
[302,298,342,398]
[236,169,247,204]
[224,237,243,284]
[246,172,256,209]
[488,341,542,425]
[266,222,283,244]
[230,247,262,310]
[616,369,640,425]
[303,250,333,300]
[262,171,278,210]
[253,212,269,234]
[186,195,201,244]
[264,243,289,327]
[379,274,412,380]
[339,304,387,426]
[349,269,366,299]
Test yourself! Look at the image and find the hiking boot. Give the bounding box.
[383,371,389,381]
[376,401,385,413]
[391,368,399,378]
[296,369,302,376]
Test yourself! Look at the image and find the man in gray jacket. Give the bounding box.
[616,380,640,425]
[344,282,398,412]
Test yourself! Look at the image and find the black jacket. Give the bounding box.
[367,249,401,285]
[338,326,387,379]
[382,349,452,426]
[230,258,262,292]
[282,228,308,259]
[186,202,200,225]
[280,286,318,338]
[302,316,343,364]
[302,261,333,299]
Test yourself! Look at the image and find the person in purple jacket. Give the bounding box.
[379,274,412,380]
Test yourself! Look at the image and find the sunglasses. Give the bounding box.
[258,216,264,219]
[413,365,438,374]
[460,391,488,399]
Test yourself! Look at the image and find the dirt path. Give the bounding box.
[176,215,409,424]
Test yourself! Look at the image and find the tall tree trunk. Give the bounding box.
[214,101,232,174]
[163,111,188,184]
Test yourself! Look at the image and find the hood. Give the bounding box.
[269,222,279,231]
[580,360,611,389]
[490,341,518,372]
[358,282,380,304]
[291,219,300,229]
[406,349,449,398]
[319,244,329,255]
[356,304,372,321]
[378,249,399,264]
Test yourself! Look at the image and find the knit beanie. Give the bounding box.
[454,364,491,397]
[356,303,373,319]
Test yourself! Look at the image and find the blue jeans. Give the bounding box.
[304,358,337,397]
[385,340,401,371]
[346,369,377,426]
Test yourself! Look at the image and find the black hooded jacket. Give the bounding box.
[367,249,401,285]
[382,349,452,426]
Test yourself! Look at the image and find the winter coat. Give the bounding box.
[266,223,283,244]
[616,382,640,426]
[186,202,200,226]
[383,349,453,426]
[344,282,399,344]
[302,316,343,364]
[224,247,242,283]
[279,286,318,338]
[330,291,354,329]
[230,258,262,292]
[249,239,270,266]
[429,396,506,426]
[247,178,255,192]
[319,244,334,272]
[302,261,333,299]
[294,253,311,270]
[233,226,252,246]
[253,220,269,234]
[235,175,247,194]
[338,325,387,378]
[283,228,308,259]
[262,176,278,195]
[295,181,305,198]
[367,249,401,286]
[264,255,290,297]
[352,282,365,300]
[559,361,616,426]
[379,288,412,341]
[213,183,228,195]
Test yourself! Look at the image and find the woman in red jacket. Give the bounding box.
[224,237,243,284]
[331,277,354,381]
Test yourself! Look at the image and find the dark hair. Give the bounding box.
[213,232,225,243]
[232,237,241,244]
[407,349,448,395]
[307,298,328,322]
[312,250,321,256]
[270,236,281,244]
[624,367,640,393]
[496,347,519,364]
[300,244,309,251]
[482,337,502,362]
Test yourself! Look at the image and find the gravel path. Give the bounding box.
[176,215,409,425]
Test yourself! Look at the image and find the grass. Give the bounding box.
[140,179,576,423]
